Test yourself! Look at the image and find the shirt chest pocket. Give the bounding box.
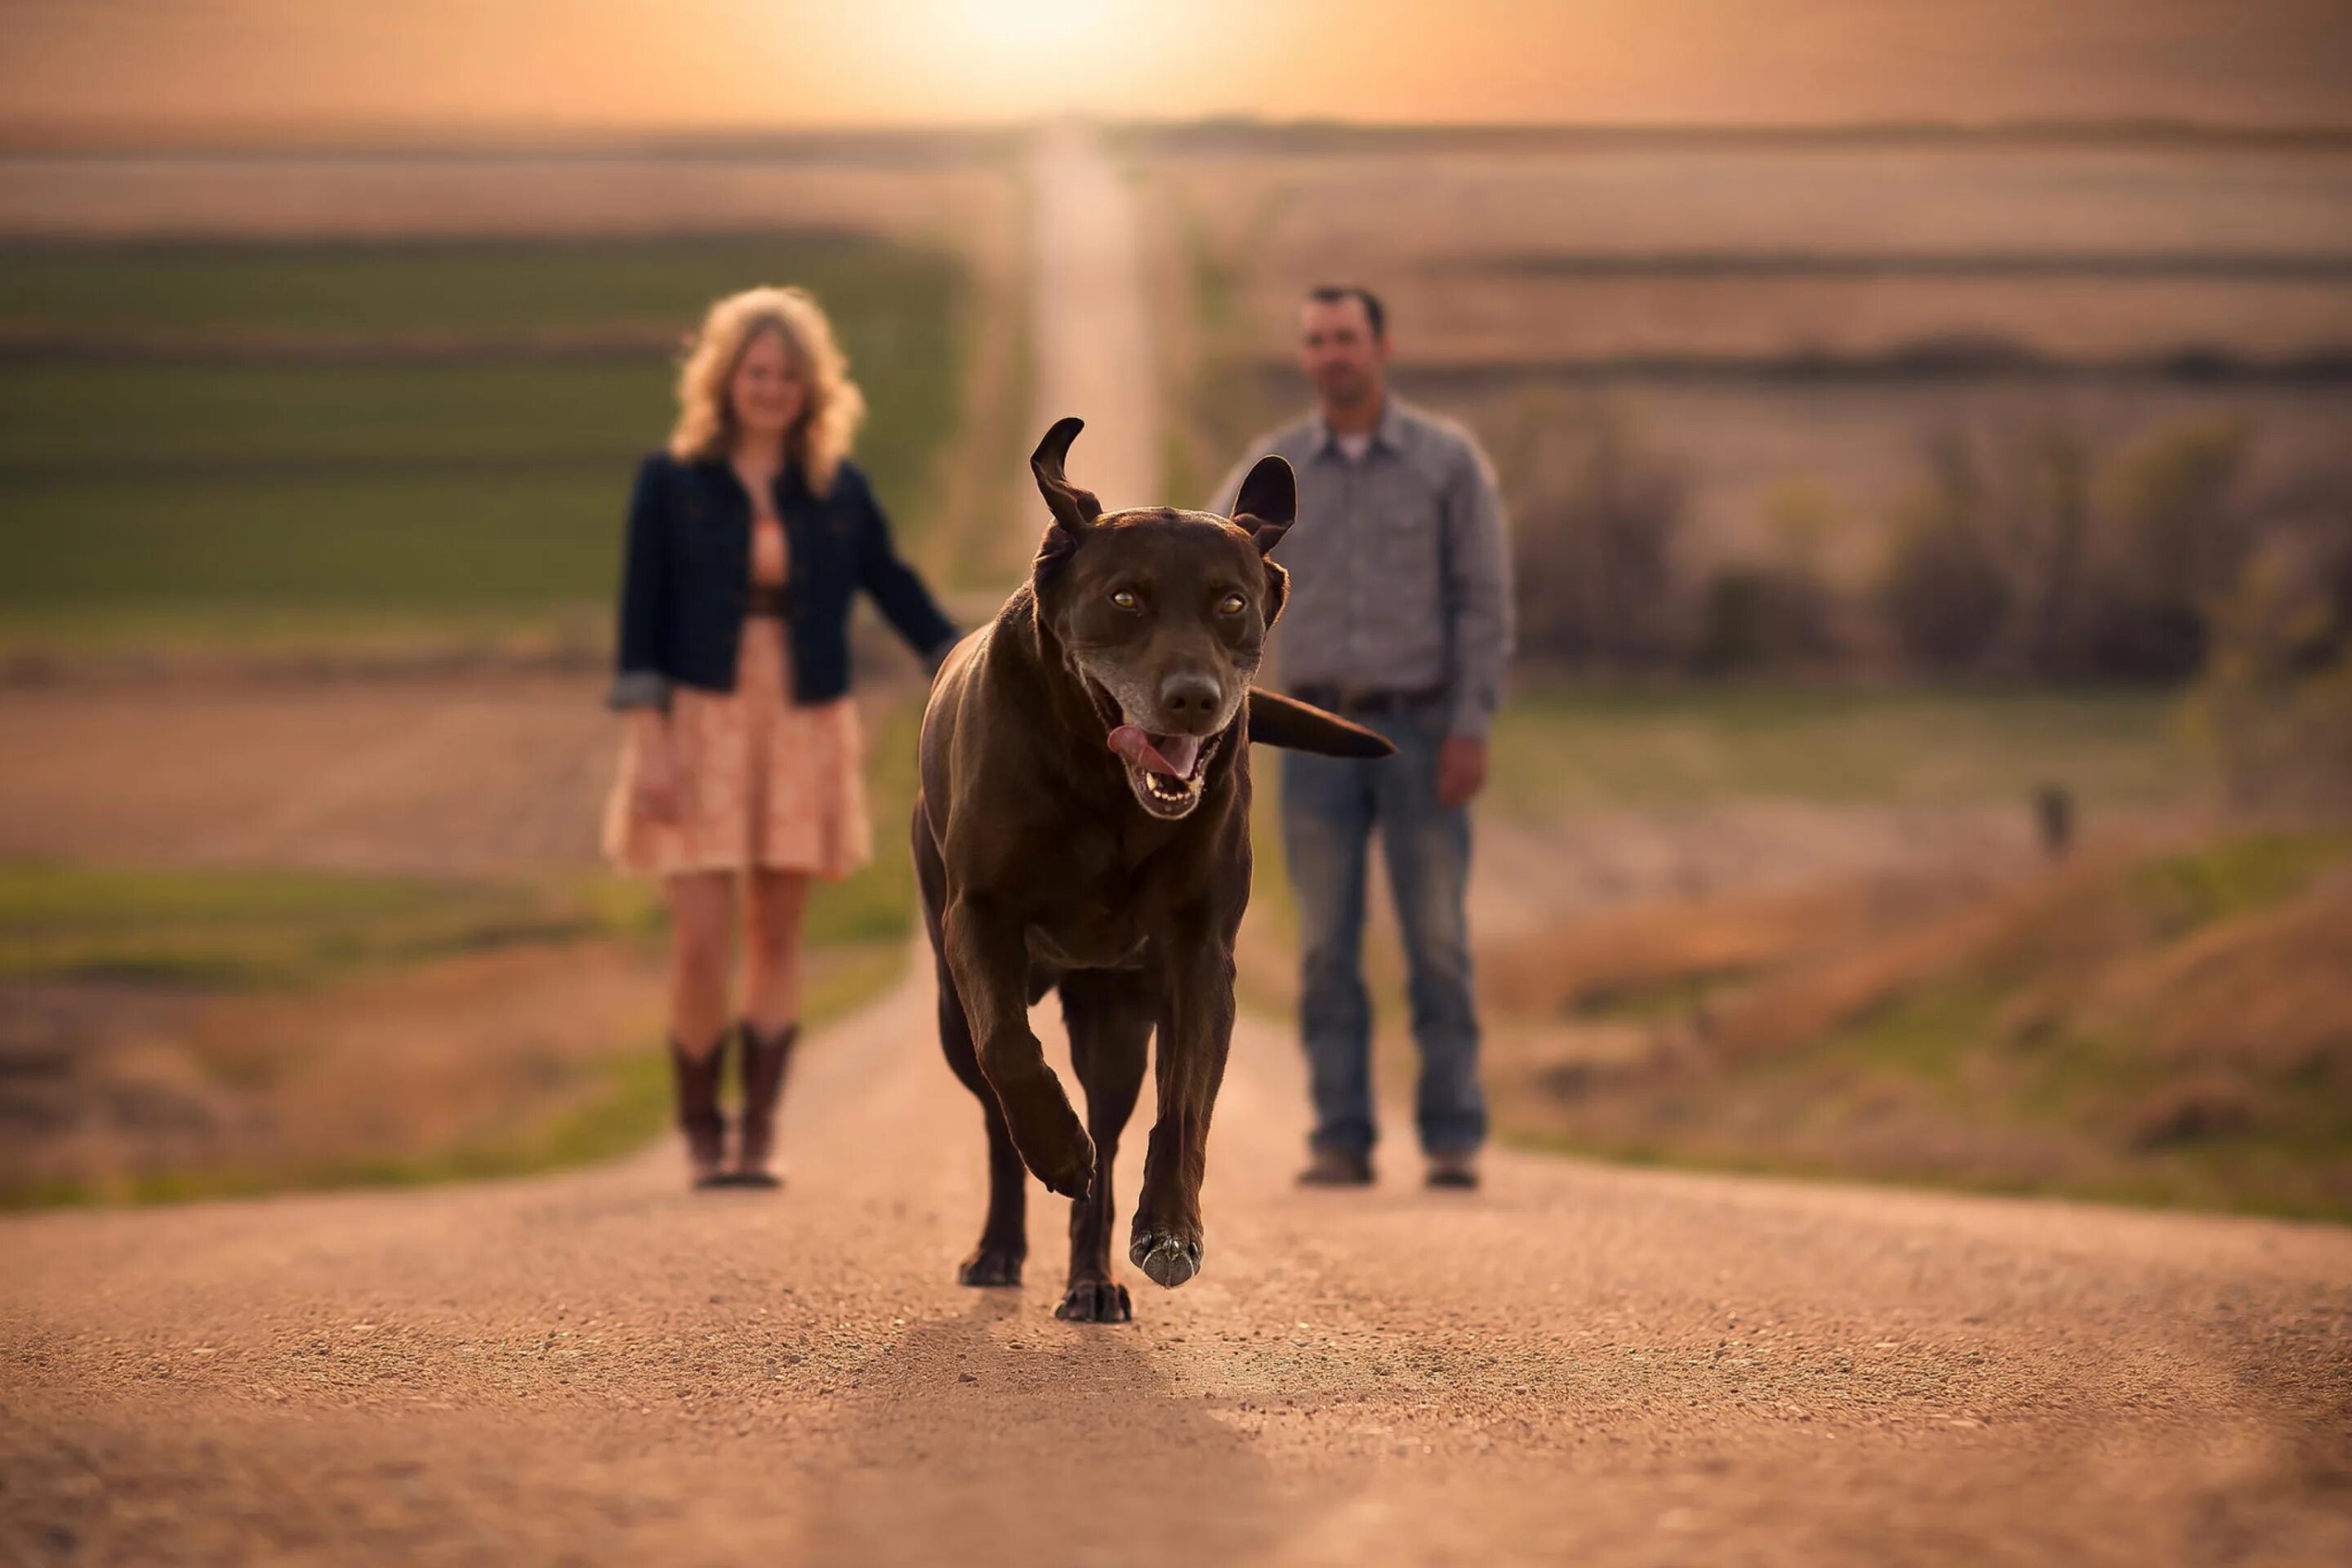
[1367,468,1445,576]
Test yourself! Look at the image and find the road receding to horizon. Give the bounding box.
[5,127,2350,1568]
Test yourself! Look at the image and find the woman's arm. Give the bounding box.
[608,455,674,711]
[851,469,960,669]
[609,457,680,819]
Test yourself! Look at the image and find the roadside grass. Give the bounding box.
[10,939,908,1209]
[1,691,929,1209]
[1239,685,2352,1220]
[1503,829,2352,1223]
[2125,830,2348,936]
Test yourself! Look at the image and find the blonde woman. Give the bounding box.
[604,286,958,1189]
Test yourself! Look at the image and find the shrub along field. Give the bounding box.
[0,232,967,644]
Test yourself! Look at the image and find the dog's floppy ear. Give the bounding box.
[1261,558,1290,627]
[1229,454,1295,556]
[1031,416,1102,535]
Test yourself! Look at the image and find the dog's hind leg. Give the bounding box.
[920,815,1027,1286]
[937,951,1028,1287]
[1054,969,1152,1323]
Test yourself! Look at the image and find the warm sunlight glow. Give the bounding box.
[872,0,1165,114]
[950,0,1118,49]
[2,0,2345,136]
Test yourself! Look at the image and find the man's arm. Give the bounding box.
[1441,437,1514,744]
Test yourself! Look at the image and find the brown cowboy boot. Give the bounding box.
[728,1019,799,1187]
[669,1034,728,1190]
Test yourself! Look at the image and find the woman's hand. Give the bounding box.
[630,713,684,822]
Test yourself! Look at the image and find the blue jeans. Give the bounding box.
[1279,706,1486,1158]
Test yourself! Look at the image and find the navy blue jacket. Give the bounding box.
[607,450,958,711]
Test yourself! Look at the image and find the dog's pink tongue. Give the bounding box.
[1107,725,1199,778]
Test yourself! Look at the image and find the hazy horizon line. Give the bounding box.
[7,113,2352,156]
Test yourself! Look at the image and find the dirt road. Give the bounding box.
[6,129,2350,1567]
[7,960,2350,1565]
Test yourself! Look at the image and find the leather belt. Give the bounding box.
[1289,683,1446,718]
[745,584,790,618]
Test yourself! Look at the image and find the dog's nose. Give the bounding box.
[1160,672,1222,723]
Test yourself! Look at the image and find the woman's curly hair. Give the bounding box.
[668,285,866,493]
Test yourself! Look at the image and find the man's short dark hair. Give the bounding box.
[1305,283,1385,341]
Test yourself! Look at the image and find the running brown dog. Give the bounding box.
[914,416,1391,1322]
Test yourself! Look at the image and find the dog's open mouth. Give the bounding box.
[1085,679,1222,818]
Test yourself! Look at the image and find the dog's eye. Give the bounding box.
[1111,590,1140,612]
[1218,593,1246,616]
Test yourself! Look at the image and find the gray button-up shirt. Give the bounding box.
[1210,396,1514,741]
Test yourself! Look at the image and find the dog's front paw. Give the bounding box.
[1129,1228,1204,1290]
[1006,1096,1096,1200]
[1032,1139,1096,1200]
[1054,1279,1133,1323]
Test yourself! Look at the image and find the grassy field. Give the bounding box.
[1486,683,2200,816]
[0,862,648,987]
[0,232,953,341]
[1499,830,2352,1222]
[0,232,968,644]
[1244,682,2202,929]
[1229,682,2352,1223]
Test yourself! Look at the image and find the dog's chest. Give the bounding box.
[1024,918,1147,972]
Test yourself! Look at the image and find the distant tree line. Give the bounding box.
[1494,394,2352,805]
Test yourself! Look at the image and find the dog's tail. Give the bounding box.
[1246,689,1396,758]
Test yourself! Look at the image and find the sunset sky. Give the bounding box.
[3,0,2348,137]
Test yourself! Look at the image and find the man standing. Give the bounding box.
[1211,285,1512,1190]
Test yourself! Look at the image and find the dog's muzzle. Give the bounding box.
[1079,669,1231,821]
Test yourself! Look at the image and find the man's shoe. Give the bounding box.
[1426,1150,1481,1190]
[1296,1145,1374,1187]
